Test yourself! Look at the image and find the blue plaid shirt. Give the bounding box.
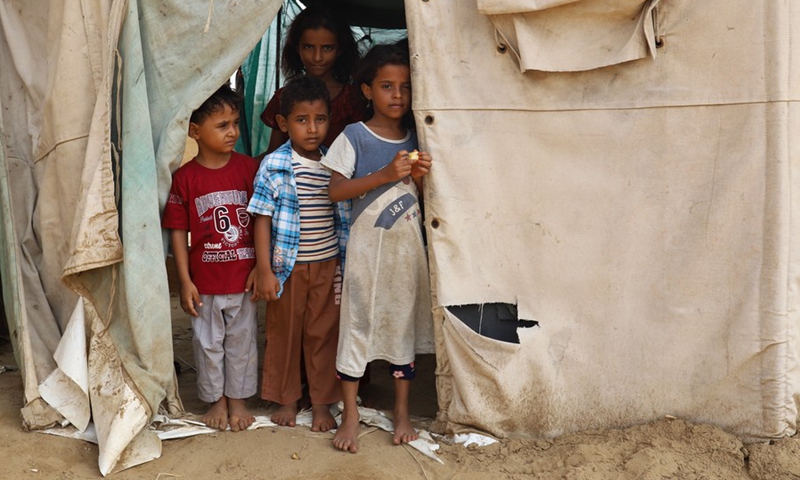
[247,141,350,295]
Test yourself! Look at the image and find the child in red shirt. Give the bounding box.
[162,85,260,432]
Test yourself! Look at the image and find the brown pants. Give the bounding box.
[262,258,341,405]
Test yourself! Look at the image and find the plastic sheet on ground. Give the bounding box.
[42,405,443,464]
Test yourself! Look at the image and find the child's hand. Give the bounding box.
[410,151,432,180]
[255,265,281,302]
[179,281,203,317]
[381,151,414,182]
[246,267,257,301]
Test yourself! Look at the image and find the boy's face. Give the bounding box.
[276,100,330,160]
[189,104,240,156]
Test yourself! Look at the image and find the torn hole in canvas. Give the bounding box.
[442,304,543,372]
[446,303,538,344]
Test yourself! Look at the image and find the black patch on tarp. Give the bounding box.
[447,303,538,344]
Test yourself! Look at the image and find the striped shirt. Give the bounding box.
[292,153,338,263]
[247,141,350,296]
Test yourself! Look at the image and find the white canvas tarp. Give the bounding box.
[0,0,799,475]
[477,0,661,71]
[0,0,280,474]
[405,0,800,442]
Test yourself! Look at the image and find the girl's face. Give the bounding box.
[362,64,412,122]
[298,27,339,81]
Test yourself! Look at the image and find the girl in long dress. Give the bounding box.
[321,41,434,454]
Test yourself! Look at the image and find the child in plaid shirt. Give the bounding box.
[248,76,348,431]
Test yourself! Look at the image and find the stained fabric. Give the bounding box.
[0,0,281,474]
[405,0,800,442]
[478,0,661,72]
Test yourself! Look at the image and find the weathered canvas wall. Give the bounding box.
[0,0,281,474]
[406,0,800,442]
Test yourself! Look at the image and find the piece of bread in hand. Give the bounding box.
[408,150,419,163]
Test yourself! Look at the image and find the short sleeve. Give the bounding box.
[247,166,278,216]
[260,90,281,129]
[321,133,356,179]
[162,173,190,230]
[336,85,368,127]
[323,85,367,147]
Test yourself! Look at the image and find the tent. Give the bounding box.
[1,0,798,475]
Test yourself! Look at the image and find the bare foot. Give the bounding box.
[270,402,298,427]
[203,397,228,431]
[392,412,418,445]
[227,397,255,432]
[333,413,360,453]
[311,403,336,432]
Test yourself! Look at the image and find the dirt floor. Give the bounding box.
[3,297,800,479]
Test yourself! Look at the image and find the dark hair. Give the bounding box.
[190,84,242,125]
[354,40,414,127]
[282,5,360,84]
[279,76,331,117]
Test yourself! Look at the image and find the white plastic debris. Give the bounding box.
[452,432,498,447]
[41,405,444,465]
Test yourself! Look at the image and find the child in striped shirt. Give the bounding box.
[247,76,348,432]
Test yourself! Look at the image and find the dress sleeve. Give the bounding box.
[342,84,368,124]
[321,133,357,179]
[259,90,281,128]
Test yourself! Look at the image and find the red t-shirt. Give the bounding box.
[162,152,260,295]
[260,83,367,148]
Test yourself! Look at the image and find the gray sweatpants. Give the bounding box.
[192,293,258,403]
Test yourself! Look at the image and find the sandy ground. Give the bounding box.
[3,297,800,479]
